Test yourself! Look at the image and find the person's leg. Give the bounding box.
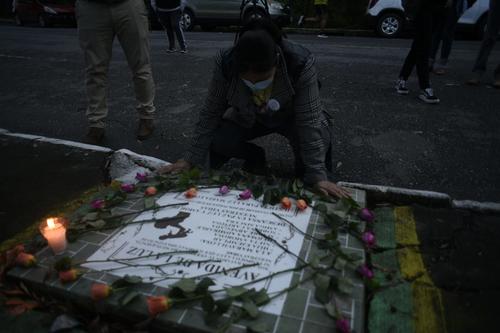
[171,9,186,51]
[210,121,272,171]
[430,9,446,70]
[399,39,418,80]
[493,63,500,88]
[470,0,500,81]
[113,0,156,138]
[414,11,433,90]
[76,0,114,136]
[439,6,460,66]
[157,11,174,50]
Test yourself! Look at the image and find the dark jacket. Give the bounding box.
[403,0,448,19]
[155,0,180,10]
[184,39,333,185]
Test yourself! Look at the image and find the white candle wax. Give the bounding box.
[42,218,67,254]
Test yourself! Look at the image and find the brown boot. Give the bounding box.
[86,127,104,145]
[137,119,155,140]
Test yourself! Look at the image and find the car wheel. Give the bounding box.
[38,14,51,28]
[181,10,194,31]
[377,12,403,38]
[14,13,24,26]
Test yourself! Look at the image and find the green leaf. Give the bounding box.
[54,257,73,272]
[82,212,99,222]
[173,278,197,293]
[309,255,321,269]
[314,285,330,304]
[325,302,337,319]
[324,213,345,228]
[202,295,215,313]
[251,184,264,200]
[251,289,270,306]
[334,258,347,271]
[314,203,328,214]
[215,297,233,314]
[112,275,142,288]
[204,311,220,327]
[314,274,331,290]
[144,197,156,209]
[226,286,248,298]
[87,219,106,228]
[196,277,215,293]
[189,168,201,180]
[120,290,140,306]
[337,277,354,295]
[242,300,259,318]
[247,321,269,333]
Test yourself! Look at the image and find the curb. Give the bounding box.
[283,27,375,37]
[2,128,499,215]
[338,181,500,215]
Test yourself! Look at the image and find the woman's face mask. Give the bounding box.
[242,77,274,92]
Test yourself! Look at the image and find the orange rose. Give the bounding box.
[184,187,197,199]
[281,197,292,210]
[147,295,172,317]
[145,186,158,196]
[296,199,308,211]
[59,269,79,284]
[15,252,36,267]
[91,283,112,301]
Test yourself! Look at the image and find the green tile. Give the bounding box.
[353,300,364,333]
[282,287,309,319]
[22,265,50,284]
[179,308,212,331]
[305,305,336,327]
[66,240,87,253]
[78,231,109,245]
[275,316,302,333]
[71,243,100,262]
[347,234,364,250]
[303,321,339,333]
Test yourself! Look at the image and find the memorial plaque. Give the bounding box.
[84,188,313,315]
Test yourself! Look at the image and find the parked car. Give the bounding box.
[13,0,75,27]
[149,0,291,31]
[366,0,490,39]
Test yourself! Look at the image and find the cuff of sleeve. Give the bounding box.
[303,170,328,187]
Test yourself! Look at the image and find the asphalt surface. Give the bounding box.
[0,25,499,202]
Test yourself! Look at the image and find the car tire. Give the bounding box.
[14,13,24,26]
[376,12,404,38]
[181,9,194,31]
[38,14,51,28]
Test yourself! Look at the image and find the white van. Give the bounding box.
[366,0,490,39]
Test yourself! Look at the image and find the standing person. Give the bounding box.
[159,19,351,199]
[430,0,472,75]
[467,0,500,88]
[76,0,156,144]
[305,0,329,38]
[152,0,187,53]
[396,0,447,104]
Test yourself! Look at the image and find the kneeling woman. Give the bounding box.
[161,20,349,198]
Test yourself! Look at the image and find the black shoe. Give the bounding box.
[86,127,104,145]
[137,119,155,140]
[418,88,440,104]
[396,79,409,95]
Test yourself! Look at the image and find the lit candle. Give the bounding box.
[40,217,67,254]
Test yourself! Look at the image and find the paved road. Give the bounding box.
[1,25,499,202]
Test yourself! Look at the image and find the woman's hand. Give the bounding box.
[315,180,351,199]
[158,159,191,174]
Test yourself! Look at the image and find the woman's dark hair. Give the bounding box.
[234,19,283,74]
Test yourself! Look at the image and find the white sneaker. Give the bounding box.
[317,34,328,38]
[419,88,440,104]
[396,79,409,95]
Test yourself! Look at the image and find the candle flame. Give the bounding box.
[47,218,56,229]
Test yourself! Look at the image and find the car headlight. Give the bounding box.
[43,6,57,14]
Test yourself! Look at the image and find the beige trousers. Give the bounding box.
[76,0,155,128]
